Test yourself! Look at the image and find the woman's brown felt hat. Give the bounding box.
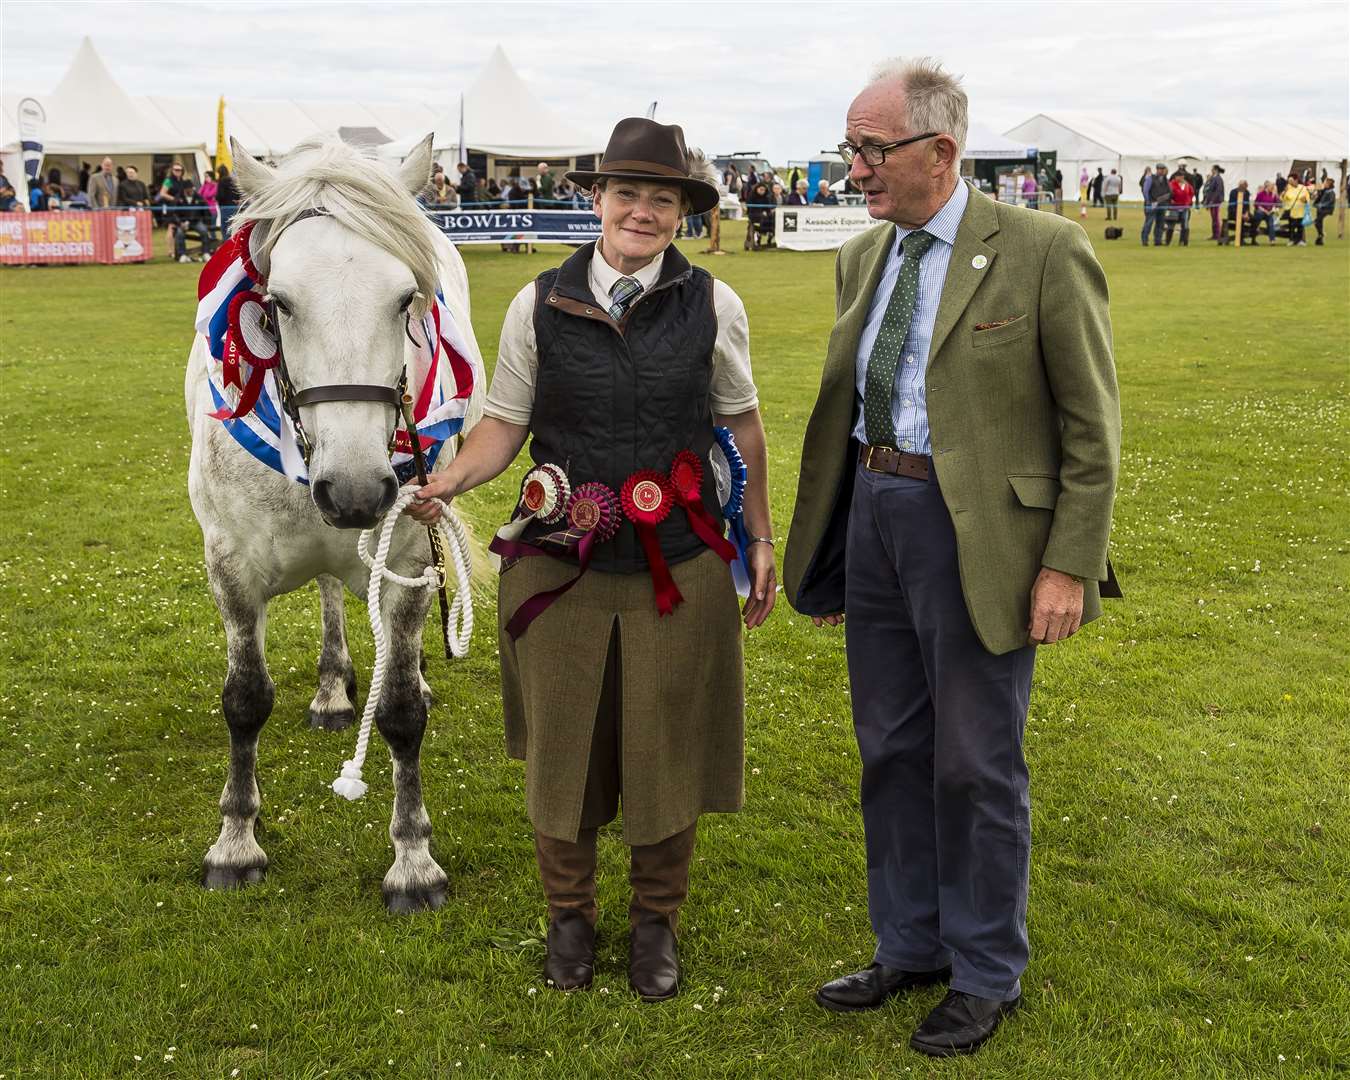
[566,117,721,215]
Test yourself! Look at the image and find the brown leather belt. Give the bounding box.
[859,443,931,480]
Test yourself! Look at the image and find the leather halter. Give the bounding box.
[262,208,410,468]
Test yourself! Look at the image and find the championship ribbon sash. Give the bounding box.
[499,482,621,639]
[710,427,751,597]
[669,450,738,564]
[621,470,683,616]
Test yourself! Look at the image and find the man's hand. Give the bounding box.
[812,613,844,627]
[742,543,777,630]
[1027,567,1084,645]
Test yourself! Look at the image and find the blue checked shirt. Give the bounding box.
[852,180,969,454]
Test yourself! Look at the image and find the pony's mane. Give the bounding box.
[233,135,439,316]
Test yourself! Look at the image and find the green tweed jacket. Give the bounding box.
[782,183,1122,655]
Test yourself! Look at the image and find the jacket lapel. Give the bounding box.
[825,224,893,383]
[928,185,1000,369]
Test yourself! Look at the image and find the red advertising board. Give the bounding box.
[0,210,154,265]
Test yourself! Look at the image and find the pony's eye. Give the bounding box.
[268,295,291,317]
[398,291,417,313]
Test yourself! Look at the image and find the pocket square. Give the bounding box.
[974,316,1024,331]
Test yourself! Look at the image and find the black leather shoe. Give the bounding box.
[628,915,679,1001]
[909,989,1020,1057]
[814,963,951,1013]
[544,910,594,991]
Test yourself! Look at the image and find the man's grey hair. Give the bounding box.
[869,56,968,163]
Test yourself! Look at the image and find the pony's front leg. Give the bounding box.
[376,582,447,914]
[309,574,357,731]
[203,566,274,890]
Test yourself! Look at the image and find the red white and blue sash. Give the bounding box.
[194,225,478,484]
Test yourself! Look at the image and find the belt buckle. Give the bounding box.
[865,444,892,472]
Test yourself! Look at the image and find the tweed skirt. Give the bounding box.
[499,548,745,845]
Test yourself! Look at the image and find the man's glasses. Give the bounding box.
[837,132,939,167]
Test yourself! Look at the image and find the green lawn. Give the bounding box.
[1,209,1347,1079]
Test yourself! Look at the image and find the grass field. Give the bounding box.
[1,207,1348,1080]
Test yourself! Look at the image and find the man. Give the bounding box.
[455,161,478,205]
[1202,165,1225,241]
[813,180,839,206]
[783,57,1120,1058]
[87,156,118,209]
[1101,168,1122,220]
[1227,179,1255,244]
[118,165,149,208]
[1141,162,1171,246]
[535,161,555,203]
[1090,167,1104,207]
[1313,176,1336,245]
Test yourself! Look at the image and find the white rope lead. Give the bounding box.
[331,487,473,800]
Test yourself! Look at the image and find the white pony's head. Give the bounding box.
[230,133,438,529]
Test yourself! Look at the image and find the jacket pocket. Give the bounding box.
[1007,473,1060,510]
[971,314,1030,348]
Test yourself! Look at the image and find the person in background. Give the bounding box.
[200,170,219,243]
[1102,168,1122,220]
[813,179,839,205]
[1053,167,1064,213]
[427,167,456,208]
[1166,168,1194,245]
[1078,166,1089,204]
[1274,172,1287,197]
[0,174,17,212]
[1021,171,1038,210]
[536,162,555,204]
[787,179,810,206]
[1312,176,1336,245]
[1201,165,1225,240]
[1251,181,1279,244]
[771,181,786,205]
[1142,163,1170,246]
[118,164,149,208]
[745,179,775,248]
[87,156,118,209]
[1090,167,1104,207]
[214,164,240,238]
[174,180,216,262]
[1226,179,1253,244]
[454,161,477,205]
[78,161,91,192]
[1281,172,1310,245]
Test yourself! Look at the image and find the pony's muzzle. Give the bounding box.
[311,474,398,529]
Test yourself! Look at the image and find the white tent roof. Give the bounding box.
[386,46,604,160]
[1005,112,1347,163]
[0,37,202,155]
[964,124,1035,161]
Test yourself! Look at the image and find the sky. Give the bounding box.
[2,0,1347,162]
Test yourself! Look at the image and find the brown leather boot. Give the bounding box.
[628,823,696,1001]
[535,829,598,990]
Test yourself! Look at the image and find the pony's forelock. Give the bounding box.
[233,135,439,316]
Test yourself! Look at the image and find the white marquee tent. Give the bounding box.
[964,124,1037,161]
[381,45,605,171]
[1005,112,1348,199]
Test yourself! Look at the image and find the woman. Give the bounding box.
[745,179,775,249]
[411,118,774,1002]
[1167,169,1194,245]
[1281,173,1311,246]
[199,170,219,246]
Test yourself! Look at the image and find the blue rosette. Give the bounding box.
[710,426,751,597]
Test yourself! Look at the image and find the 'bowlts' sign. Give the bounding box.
[427,209,602,245]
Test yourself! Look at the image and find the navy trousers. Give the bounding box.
[844,460,1036,1001]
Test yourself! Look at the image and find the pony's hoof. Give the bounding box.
[308,706,355,732]
[383,881,448,915]
[202,862,266,890]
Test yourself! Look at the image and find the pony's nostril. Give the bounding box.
[377,475,398,512]
[311,479,338,517]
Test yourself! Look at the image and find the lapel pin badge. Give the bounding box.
[971,255,988,270]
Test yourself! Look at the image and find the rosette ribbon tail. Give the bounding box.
[504,530,597,640]
[729,515,752,597]
[635,523,683,616]
[682,500,738,564]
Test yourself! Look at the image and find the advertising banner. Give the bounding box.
[428,208,601,245]
[774,205,877,251]
[0,210,154,265]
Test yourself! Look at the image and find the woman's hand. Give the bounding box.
[407,469,459,524]
[742,541,777,630]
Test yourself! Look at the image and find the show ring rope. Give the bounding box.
[331,488,473,801]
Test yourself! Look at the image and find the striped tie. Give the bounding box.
[608,276,643,321]
[863,229,935,448]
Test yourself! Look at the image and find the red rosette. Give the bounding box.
[236,221,266,284]
[621,470,683,616]
[669,449,737,564]
[227,292,279,368]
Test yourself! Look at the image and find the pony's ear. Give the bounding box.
[230,138,274,197]
[398,134,435,195]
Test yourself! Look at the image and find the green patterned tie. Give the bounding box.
[863,229,935,447]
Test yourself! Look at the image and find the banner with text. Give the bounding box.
[0,210,153,265]
[427,208,601,245]
[774,206,877,251]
